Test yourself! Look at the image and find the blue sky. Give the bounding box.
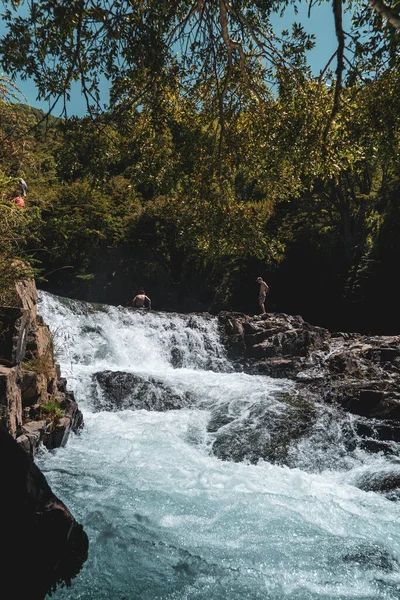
[1,2,349,118]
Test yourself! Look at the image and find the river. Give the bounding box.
[37,291,400,600]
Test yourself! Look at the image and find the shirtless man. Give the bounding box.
[132,289,151,310]
[256,277,269,314]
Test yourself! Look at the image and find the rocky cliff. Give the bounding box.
[0,279,88,599]
[0,278,84,454]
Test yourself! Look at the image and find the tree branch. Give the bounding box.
[323,0,345,140]
[168,0,204,43]
[219,1,256,96]
[368,0,400,28]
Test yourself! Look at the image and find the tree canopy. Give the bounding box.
[0,0,400,332]
[1,0,399,124]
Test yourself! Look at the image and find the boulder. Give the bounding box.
[210,391,316,465]
[0,422,88,599]
[92,370,193,411]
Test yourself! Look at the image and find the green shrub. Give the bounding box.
[41,397,64,430]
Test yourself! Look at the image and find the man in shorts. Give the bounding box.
[256,277,269,315]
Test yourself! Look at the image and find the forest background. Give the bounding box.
[0,0,399,334]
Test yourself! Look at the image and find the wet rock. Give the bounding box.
[242,321,266,335]
[363,346,400,363]
[343,541,399,569]
[250,358,303,378]
[326,351,361,376]
[206,405,235,432]
[92,370,192,411]
[0,422,88,599]
[170,346,184,367]
[219,310,400,452]
[355,470,400,498]
[342,389,400,421]
[359,439,395,454]
[220,311,330,365]
[210,391,316,465]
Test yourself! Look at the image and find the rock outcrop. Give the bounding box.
[0,279,88,599]
[92,370,193,412]
[0,422,89,600]
[0,278,83,456]
[218,311,400,480]
[219,311,330,377]
[218,311,400,422]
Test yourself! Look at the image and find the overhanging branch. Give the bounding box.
[323,0,345,140]
[368,0,400,28]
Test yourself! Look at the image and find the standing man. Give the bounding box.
[256,277,269,315]
[132,289,152,310]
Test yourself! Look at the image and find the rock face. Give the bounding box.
[0,279,88,598]
[0,422,89,600]
[218,311,400,419]
[219,311,330,377]
[0,279,83,456]
[218,311,400,481]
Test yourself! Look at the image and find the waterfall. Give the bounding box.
[37,291,400,600]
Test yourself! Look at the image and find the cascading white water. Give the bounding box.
[37,291,400,600]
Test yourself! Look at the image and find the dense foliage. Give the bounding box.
[0,1,399,332]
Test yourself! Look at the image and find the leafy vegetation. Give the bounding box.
[0,1,399,332]
[41,397,64,431]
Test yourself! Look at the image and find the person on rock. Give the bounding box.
[132,289,151,310]
[256,276,269,315]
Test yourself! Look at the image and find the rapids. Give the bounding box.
[37,291,400,600]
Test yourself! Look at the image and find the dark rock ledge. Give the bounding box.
[218,311,400,491]
[218,311,400,424]
[0,279,88,599]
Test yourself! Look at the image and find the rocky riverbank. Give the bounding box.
[0,279,84,455]
[2,290,400,599]
[218,311,400,477]
[218,311,400,423]
[0,279,88,599]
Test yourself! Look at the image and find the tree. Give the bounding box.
[0,76,46,304]
[0,0,321,149]
[0,1,398,128]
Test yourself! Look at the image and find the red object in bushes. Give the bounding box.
[11,196,25,208]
